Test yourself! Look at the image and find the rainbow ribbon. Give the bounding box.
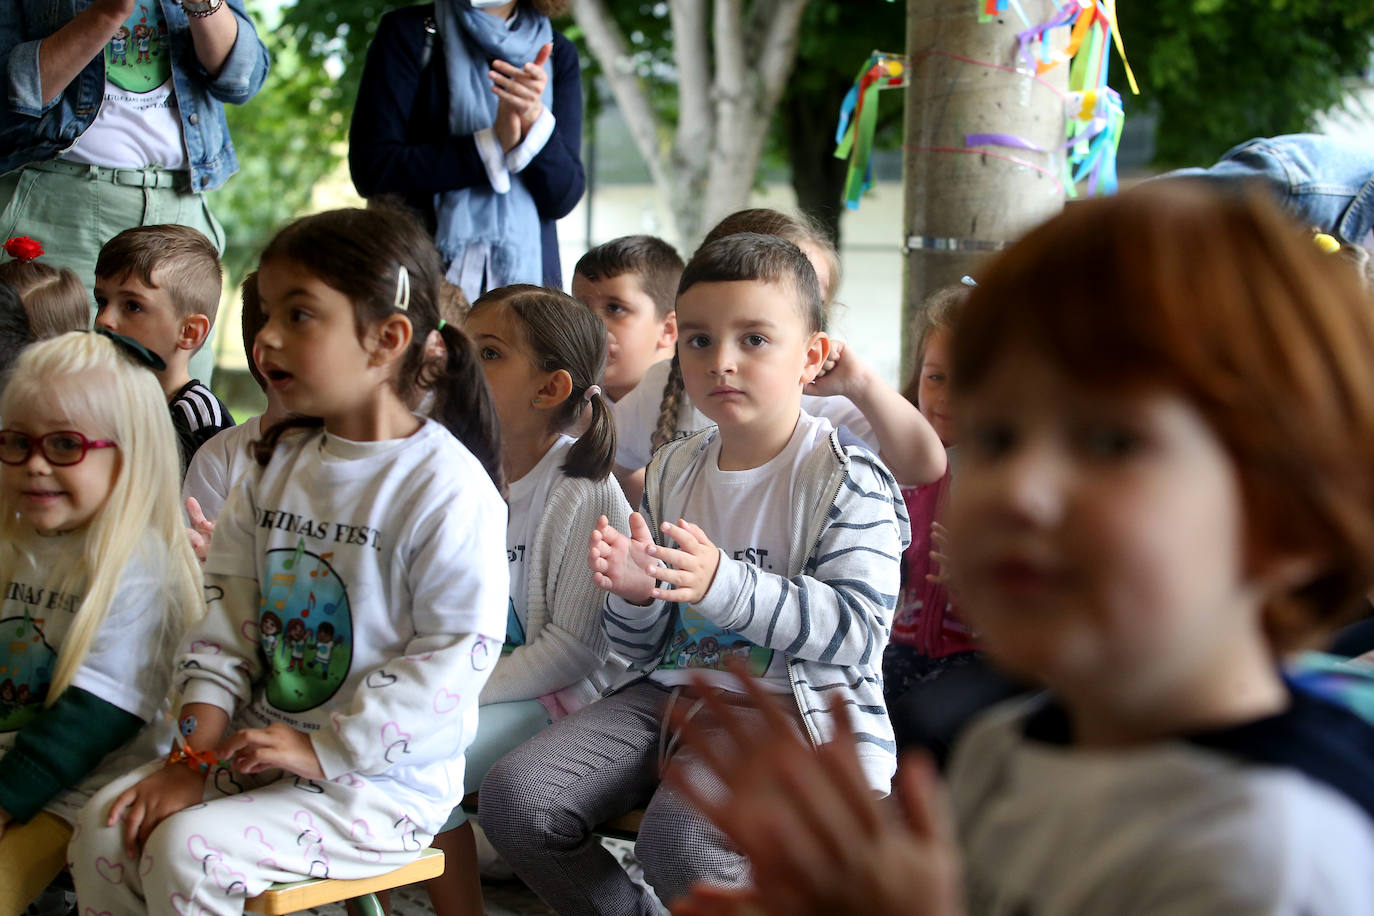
[834,51,908,210]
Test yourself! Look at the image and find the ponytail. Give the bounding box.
[563,386,616,481]
[650,354,686,453]
[431,322,506,495]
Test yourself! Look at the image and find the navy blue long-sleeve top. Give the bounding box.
[349,4,585,289]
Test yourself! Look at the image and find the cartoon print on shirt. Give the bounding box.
[259,539,352,713]
[0,614,58,732]
[105,5,172,93]
[659,605,771,676]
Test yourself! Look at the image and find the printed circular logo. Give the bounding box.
[258,540,353,712]
[105,5,173,93]
[0,615,56,732]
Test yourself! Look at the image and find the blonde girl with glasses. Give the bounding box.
[0,331,201,916]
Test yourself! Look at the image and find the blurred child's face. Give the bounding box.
[466,304,552,438]
[917,328,954,446]
[797,242,833,303]
[94,270,187,366]
[255,260,385,424]
[572,272,675,402]
[676,279,825,440]
[945,345,1269,713]
[1,391,119,535]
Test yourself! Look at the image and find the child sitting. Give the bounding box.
[572,235,683,403]
[0,332,201,916]
[612,208,944,505]
[93,225,234,470]
[665,185,1374,916]
[70,205,509,916]
[478,233,909,914]
[0,238,88,340]
[427,284,632,916]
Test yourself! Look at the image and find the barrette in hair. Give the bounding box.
[3,237,43,263]
[583,384,601,402]
[960,275,979,287]
[437,319,447,331]
[394,265,411,312]
[95,328,167,372]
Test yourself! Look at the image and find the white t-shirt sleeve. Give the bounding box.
[70,541,178,723]
[801,393,875,451]
[614,362,669,470]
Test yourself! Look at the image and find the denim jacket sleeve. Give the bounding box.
[3,22,48,117]
[1163,134,1374,246]
[197,0,270,106]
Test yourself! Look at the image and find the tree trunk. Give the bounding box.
[901,0,1067,379]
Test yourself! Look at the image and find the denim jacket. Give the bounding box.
[1,0,269,192]
[1165,134,1374,247]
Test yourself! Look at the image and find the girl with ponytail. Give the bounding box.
[422,284,632,916]
[71,206,510,916]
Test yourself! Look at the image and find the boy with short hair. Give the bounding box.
[93,225,233,470]
[572,235,683,403]
[479,232,909,914]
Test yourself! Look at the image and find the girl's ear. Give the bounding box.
[801,331,830,385]
[533,368,574,410]
[367,314,414,368]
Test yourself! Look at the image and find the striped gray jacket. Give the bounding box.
[604,422,911,794]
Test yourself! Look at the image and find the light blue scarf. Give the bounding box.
[433,0,553,297]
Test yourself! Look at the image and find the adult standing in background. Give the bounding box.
[0,0,270,383]
[350,0,584,299]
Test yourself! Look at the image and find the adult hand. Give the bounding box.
[494,97,524,153]
[220,722,325,779]
[664,663,967,916]
[588,512,660,605]
[489,43,552,138]
[647,519,721,604]
[107,765,207,860]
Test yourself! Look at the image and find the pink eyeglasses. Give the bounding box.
[0,430,118,466]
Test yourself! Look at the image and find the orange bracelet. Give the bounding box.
[165,745,231,774]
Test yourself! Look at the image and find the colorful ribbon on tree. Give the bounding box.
[833,51,908,211]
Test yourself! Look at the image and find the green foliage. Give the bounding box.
[1115,0,1374,167]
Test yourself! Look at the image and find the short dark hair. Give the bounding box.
[575,235,684,318]
[95,224,223,325]
[678,233,822,333]
[239,272,267,392]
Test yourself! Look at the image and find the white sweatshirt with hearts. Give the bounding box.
[180,421,509,833]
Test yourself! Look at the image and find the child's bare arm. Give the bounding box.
[808,341,946,487]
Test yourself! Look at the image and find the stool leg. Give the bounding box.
[351,893,385,916]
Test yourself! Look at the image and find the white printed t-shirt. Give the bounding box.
[62,4,185,169]
[650,410,835,694]
[504,435,575,647]
[183,415,263,522]
[613,358,874,471]
[0,533,177,824]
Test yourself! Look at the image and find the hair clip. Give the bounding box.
[3,237,43,263]
[437,319,447,331]
[960,275,979,287]
[583,384,601,402]
[95,328,167,372]
[394,265,411,312]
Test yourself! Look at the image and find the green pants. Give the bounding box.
[0,160,226,384]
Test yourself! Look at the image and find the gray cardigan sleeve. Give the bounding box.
[479,475,633,703]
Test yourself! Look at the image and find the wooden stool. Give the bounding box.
[243,848,444,916]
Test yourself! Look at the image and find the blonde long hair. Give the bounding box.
[0,332,203,704]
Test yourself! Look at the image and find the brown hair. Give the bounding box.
[0,260,88,340]
[901,284,970,405]
[700,208,841,309]
[439,280,471,327]
[472,284,616,480]
[650,233,822,453]
[239,271,267,392]
[575,235,684,318]
[94,224,223,328]
[254,206,504,493]
[952,184,1374,650]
